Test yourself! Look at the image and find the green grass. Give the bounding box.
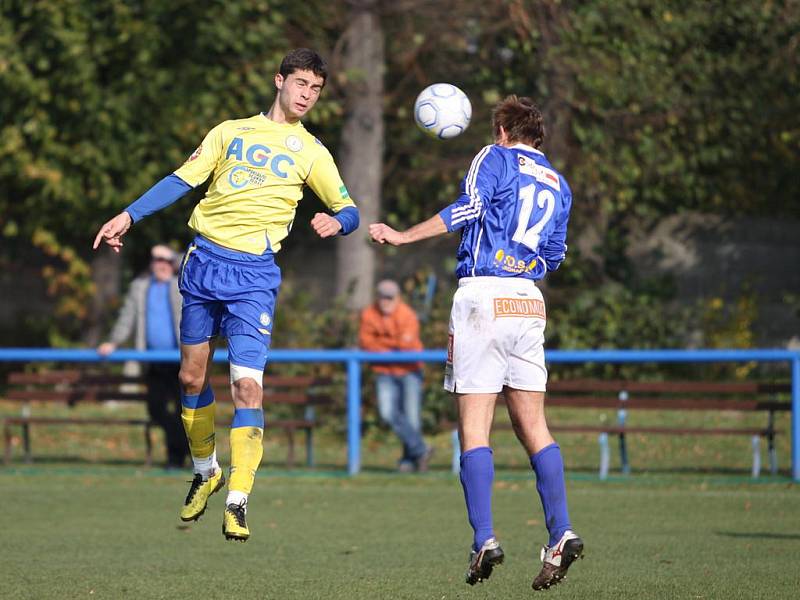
[2,468,798,599]
[2,397,798,598]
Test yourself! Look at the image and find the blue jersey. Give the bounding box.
[438,143,572,280]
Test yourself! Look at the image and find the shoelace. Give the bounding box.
[184,473,203,505]
[227,502,247,527]
[540,545,550,562]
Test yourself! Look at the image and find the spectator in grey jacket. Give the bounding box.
[98,244,188,468]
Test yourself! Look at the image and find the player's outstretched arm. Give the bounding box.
[93,211,132,252]
[92,174,194,252]
[369,214,447,246]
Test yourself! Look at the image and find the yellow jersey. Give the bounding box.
[174,113,355,254]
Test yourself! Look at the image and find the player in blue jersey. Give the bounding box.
[370,96,583,591]
[93,49,359,541]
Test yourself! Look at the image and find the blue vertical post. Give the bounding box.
[792,355,800,482]
[347,357,362,475]
[451,428,461,474]
[598,433,610,480]
[617,390,630,475]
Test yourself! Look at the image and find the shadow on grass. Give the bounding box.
[716,531,800,540]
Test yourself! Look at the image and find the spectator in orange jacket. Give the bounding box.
[359,279,431,471]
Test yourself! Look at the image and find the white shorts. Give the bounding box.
[444,276,548,394]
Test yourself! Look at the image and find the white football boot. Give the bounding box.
[465,537,505,585]
[532,530,584,591]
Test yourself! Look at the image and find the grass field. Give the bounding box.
[2,467,799,599]
[2,397,798,598]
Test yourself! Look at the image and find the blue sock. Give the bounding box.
[530,443,571,547]
[459,446,494,551]
[231,407,265,429]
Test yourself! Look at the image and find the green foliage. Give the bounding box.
[548,282,688,351]
[379,0,798,355]
[1,0,797,348]
[32,228,95,345]
[0,0,325,251]
[562,0,800,219]
[0,0,337,341]
[696,293,760,379]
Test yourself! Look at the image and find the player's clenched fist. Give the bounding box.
[369,223,406,246]
[93,211,133,252]
[311,213,343,238]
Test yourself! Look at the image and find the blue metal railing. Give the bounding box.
[0,347,798,481]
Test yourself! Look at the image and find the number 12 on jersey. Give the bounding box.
[512,183,555,251]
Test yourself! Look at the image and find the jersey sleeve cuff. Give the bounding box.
[333,206,360,235]
[437,205,460,233]
[125,208,141,224]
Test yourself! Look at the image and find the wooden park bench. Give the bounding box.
[208,374,332,468]
[446,379,790,478]
[3,370,154,466]
[2,369,332,468]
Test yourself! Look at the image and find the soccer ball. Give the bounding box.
[413,83,472,139]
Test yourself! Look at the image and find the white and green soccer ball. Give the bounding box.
[413,83,472,140]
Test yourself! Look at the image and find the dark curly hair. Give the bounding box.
[279,48,328,85]
[492,95,545,148]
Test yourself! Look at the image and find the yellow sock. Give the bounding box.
[181,387,216,459]
[228,408,265,495]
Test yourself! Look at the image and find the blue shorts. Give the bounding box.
[179,236,281,371]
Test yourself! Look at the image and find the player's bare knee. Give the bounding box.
[230,364,264,408]
[509,414,547,451]
[231,377,262,407]
[179,367,205,395]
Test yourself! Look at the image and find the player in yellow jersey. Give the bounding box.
[93,49,359,541]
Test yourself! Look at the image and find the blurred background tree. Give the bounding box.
[1,0,798,350]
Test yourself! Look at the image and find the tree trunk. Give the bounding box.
[336,0,384,309]
[532,0,573,173]
[86,249,122,346]
[531,1,604,269]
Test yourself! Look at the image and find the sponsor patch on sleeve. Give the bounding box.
[186,145,202,162]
